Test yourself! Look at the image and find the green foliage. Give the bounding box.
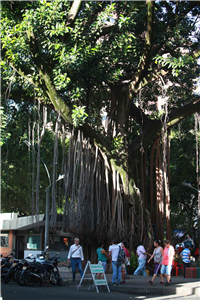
[129,251,139,273]
[174,254,183,264]
[170,115,199,240]
[0,99,66,214]
[111,134,124,155]
[72,105,88,127]
[154,54,195,77]
[0,106,11,146]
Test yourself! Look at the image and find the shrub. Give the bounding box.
[129,251,138,273]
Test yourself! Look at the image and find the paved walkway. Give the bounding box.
[0,267,200,300]
[58,267,200,297]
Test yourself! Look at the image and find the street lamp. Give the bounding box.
[182,181,200,218]
[45,174,65,251]
[23,140,65,250]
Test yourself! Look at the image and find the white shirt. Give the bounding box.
[109,244,120,262]
[68,244,84,260]
[137,245,147,260]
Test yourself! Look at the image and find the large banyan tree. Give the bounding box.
[1,1,200,254]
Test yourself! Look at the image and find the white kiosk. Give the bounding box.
[77,261,110,293]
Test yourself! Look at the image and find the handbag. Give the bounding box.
[70,246,81,258]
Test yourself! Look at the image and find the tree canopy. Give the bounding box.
[2,1,199,126]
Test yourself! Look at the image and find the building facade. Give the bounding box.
[0,213,73,260]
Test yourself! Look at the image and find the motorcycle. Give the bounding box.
[20,253,63,286]
[15,255,42,286]
[1,253,14,280]
[4,258,24,284]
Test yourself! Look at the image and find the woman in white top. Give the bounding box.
[148,240,164,285]
[134,241,151,276]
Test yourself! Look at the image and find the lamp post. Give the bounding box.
[23,140,65,251]
[45,174,65,251]
[182,181,200,218]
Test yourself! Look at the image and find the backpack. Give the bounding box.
[117,246,126,263]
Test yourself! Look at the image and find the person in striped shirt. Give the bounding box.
[180,245,191,278]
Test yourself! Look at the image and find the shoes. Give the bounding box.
[111,283,117,286]
[120,281,126,284]
[165,282,170,286]
[148,280,153,285]
[159,281,164,285]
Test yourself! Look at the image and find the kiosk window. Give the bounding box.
[1,232,9,247]
[27,235,41,250]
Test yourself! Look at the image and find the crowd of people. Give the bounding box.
[67,237,199,285]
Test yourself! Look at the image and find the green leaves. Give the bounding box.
[0,106,11,146]
[72,105,88,127]
[154,54,195,77]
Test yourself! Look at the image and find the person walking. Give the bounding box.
[147,240,164,285]
[109,239,122,286]
[67,237,84,282]
[97,241,107,279]
[161,240,175,286]
[120,242,130,284]
[180,245,191,278]
[134,241,151,276]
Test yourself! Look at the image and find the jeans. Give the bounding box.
[102,261,107,273]
[134,258,147,276]
[183,262,190,278]
[71,258,83,280]
[161,264,172,276]
[112,261,122,284]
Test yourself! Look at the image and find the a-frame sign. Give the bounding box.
[77,261,110,293]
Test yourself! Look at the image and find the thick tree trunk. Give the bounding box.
[155,139,164,241]
[61,131,152,261]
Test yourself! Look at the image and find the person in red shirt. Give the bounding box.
[121,242,130,284]
[160,240,175,286]
[194,247,199,259]
[178,244,183,254]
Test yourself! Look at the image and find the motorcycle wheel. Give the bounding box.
[24,270,35,286]
[4,272,13,284]
[57,277,63,286]
[50,272,57,285]
[15,270,25,286]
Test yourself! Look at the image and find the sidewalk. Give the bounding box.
[58,267,200,297]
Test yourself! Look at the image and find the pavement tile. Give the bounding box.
[58,267,200,297]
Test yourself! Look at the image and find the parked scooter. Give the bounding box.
[4,258,24,284]
[1,253,14,280]
[20,253,63,286]
[15,252,46,286]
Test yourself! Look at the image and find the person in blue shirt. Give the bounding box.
[180,245,191,278]
[97,241,107,279]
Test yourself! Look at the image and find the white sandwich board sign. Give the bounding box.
[77,261,110,293]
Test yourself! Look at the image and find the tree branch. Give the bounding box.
[129,103,151,126]
[9,62,38,88]
[66,0,82,27]
[89,24,116,45]
[129,98,200,158]
[168,98,200,127]
[193,47,200,59]
[129,1,154,94]
[79,2,107,39]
